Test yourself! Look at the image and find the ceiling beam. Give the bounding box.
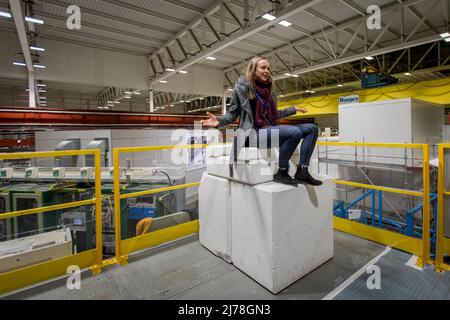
[151,0,324,85]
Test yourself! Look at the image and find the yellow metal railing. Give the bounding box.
[0,150,103,295]
[318,142,431,267]
[436,144,450,272]
[110,144,208,265]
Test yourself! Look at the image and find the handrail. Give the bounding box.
[0,149,103,295]
[318,141,431,267]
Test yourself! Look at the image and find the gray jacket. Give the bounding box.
[218,75,297,130]
[217,76,297,168]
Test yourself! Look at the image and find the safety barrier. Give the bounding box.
[436,144,450,272]
[317,142,431,268]
[0,150,103,295]
[107,144,206,266]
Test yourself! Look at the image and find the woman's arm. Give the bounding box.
[216,89,241,128]
[277,105,309,119]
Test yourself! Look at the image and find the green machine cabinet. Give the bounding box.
[0,190,13,242]
[8,183,85,239]
[101,183,174,241]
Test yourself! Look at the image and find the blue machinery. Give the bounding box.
[333,191,438,251]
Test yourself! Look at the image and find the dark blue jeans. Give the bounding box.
[256,124,319,169]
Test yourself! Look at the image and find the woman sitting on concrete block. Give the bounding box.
[201,56,322,186]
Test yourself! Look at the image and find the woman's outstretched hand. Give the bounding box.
[201,112,220,128]
[295,107,308,114]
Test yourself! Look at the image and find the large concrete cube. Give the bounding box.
[206,155,276,185]
[231,177,334,294]
[199,172,232,263]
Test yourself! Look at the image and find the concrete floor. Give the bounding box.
[4,230,450,300]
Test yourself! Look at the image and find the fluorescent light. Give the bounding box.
[179,70,188,74]
[33,64,46,69]
[37,84,46,87]
[38,90,46,93]
[337,84,343,87]
[13,62,26,66]
[30,46,45,52]
[404,72,411,76]
[0,11,11,18]
[292,74,299,78]
[278,20,292,27]
[125,96,131,99]
[166,68,176,72]
[440,32,450,38]
[25,17,44,24]
[206,56,216,61]
[227,89,233,91]
[125,91,132,94]
[160,80,168,84]
[445,37,450,42]
[180,100,185,103]
[114,101,120,104]
[262,13,276,21]
[133,92,141,95]
[199,98,204,100]
[170,104,174,107]
[365,56,374,60]
[284,73,292,76]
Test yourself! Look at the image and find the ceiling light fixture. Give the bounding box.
[25,17,44,24]
[337,84,343,87]
[13,62,26,66]
[179,70,188,74]
[278,20,292,27]
[37,84,46,87]
[33,64,46,69]
[440,32,450,38]
[166,68,176,72]
[292,74,299,78]
[262,13,276,21]
[284,73,292,76]
[365,56,374,61]
[404,72,411,76]
[206,56,216,61]
[0,11,11,18]
[160,80,168,84]
[445,37,450,42]
[30,46,45,52]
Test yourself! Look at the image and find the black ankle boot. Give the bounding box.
[294,166,323,186]
[273,168,298,186]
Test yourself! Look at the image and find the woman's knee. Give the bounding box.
[289,126,303,140]
[301,123,319,135]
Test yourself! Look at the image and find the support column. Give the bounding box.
[149,88,154,113]
[222,91,227,115]
[28,72,36,108]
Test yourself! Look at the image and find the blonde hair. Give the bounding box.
[244,56,273,99]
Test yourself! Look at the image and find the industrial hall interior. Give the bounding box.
[0,0,450,301]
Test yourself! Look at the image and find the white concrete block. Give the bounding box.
[231,177,334,294]
[199,172,232,263]
[237,147,262,161]
[206,156,276,185]
[206,144,232,158]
